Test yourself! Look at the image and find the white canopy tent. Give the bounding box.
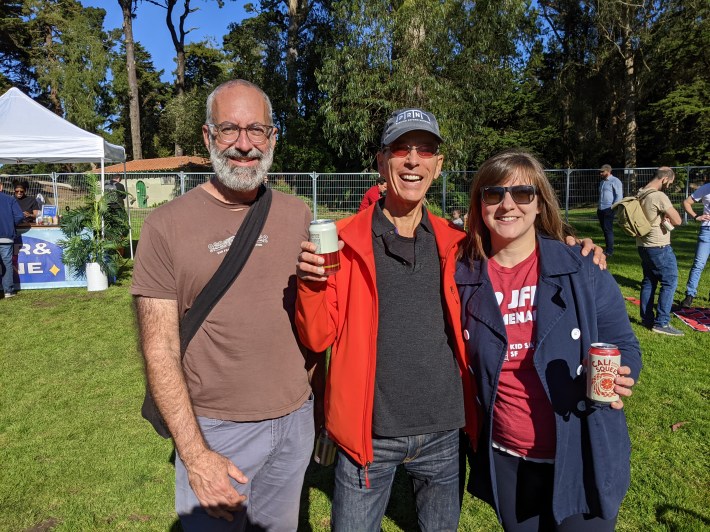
[0,87,132,256]
[0,87,126,165]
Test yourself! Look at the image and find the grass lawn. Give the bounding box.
[1,221,708,531]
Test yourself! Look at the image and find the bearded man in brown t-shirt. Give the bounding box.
[132,80,315,530]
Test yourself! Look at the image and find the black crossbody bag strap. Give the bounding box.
[142,185,273,438]
[179,185,272,352]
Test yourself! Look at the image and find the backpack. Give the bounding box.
[612,188,657,238]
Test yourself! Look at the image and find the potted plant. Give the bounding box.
[59,173,129,291]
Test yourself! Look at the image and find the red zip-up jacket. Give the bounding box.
[296,205,480,470]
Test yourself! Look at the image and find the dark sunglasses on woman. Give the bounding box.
[481,185,537,205]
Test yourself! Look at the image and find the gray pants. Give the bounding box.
[176,396,314,531]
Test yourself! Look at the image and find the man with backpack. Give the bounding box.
[636,167,684,336]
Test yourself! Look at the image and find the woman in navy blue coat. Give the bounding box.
[456,150,641,531]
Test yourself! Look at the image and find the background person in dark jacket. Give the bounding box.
[13,179,39,224]
[0,182,24,298]
[456,149,641,531]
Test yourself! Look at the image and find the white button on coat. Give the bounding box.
[571,328,581,340]
[463,330,470,340]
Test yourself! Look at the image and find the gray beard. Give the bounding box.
[210,140,273,192]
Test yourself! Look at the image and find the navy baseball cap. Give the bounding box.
[380,108,443,146]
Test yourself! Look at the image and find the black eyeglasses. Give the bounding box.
[207,122,276,145]
[481,185,537,205]
[385,144,439,159]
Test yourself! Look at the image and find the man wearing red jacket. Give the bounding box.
[358,176,387,211]
[296,108,477,530]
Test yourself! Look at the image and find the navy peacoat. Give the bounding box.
[456,235,642,524]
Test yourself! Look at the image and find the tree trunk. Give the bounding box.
[44,24,62,116]
[622,26,637,172]
[120,0,143,160]
[286,0,302,107]
[166,0,187,156]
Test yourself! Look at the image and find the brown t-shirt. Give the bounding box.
[636,188,673,247]
[131,186,312,421]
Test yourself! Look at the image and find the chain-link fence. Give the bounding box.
[2,166,708,247]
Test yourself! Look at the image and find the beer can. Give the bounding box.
[587,343,620,403]
[308,219,340,276]
[313,428,337,466]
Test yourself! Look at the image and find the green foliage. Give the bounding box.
[24,0,112,133]
[317,0,533,169]
[0,1,34,93]
[58,173,128,279]
[160,88,210,156]
[638,0,710,166]
[0,0,707,171]
[184,41,228,92]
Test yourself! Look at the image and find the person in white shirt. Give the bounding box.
[679,182,710,308]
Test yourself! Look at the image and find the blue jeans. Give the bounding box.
[637,246,678,327]
[176,396,314,531]
[685,226,710,297]
[331,429,461,531]
[597,208,615,255]
[0,243,14,295]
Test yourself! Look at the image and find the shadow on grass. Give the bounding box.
[655,504,710,529]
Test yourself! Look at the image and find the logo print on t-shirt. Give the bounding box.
[495,285,537,326]
[208,236,235,254]
[208,234,268,254]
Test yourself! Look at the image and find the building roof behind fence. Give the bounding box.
[103,156,211,173]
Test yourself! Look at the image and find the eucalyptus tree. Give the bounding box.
[145,0,198,155]
[317,0,532,169]
[118,0,143,159]
[110,42,171,159]
[156,41,225,157]
[593,0,665,170]
[536,0,605,167]
[222,0,342,171]
[23,0,111,132]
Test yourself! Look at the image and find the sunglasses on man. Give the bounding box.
[481,185,537,205]
[385,144,439,159]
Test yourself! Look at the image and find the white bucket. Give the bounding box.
[86,262,108,292]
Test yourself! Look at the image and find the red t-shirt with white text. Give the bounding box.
[487,248,556,459]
